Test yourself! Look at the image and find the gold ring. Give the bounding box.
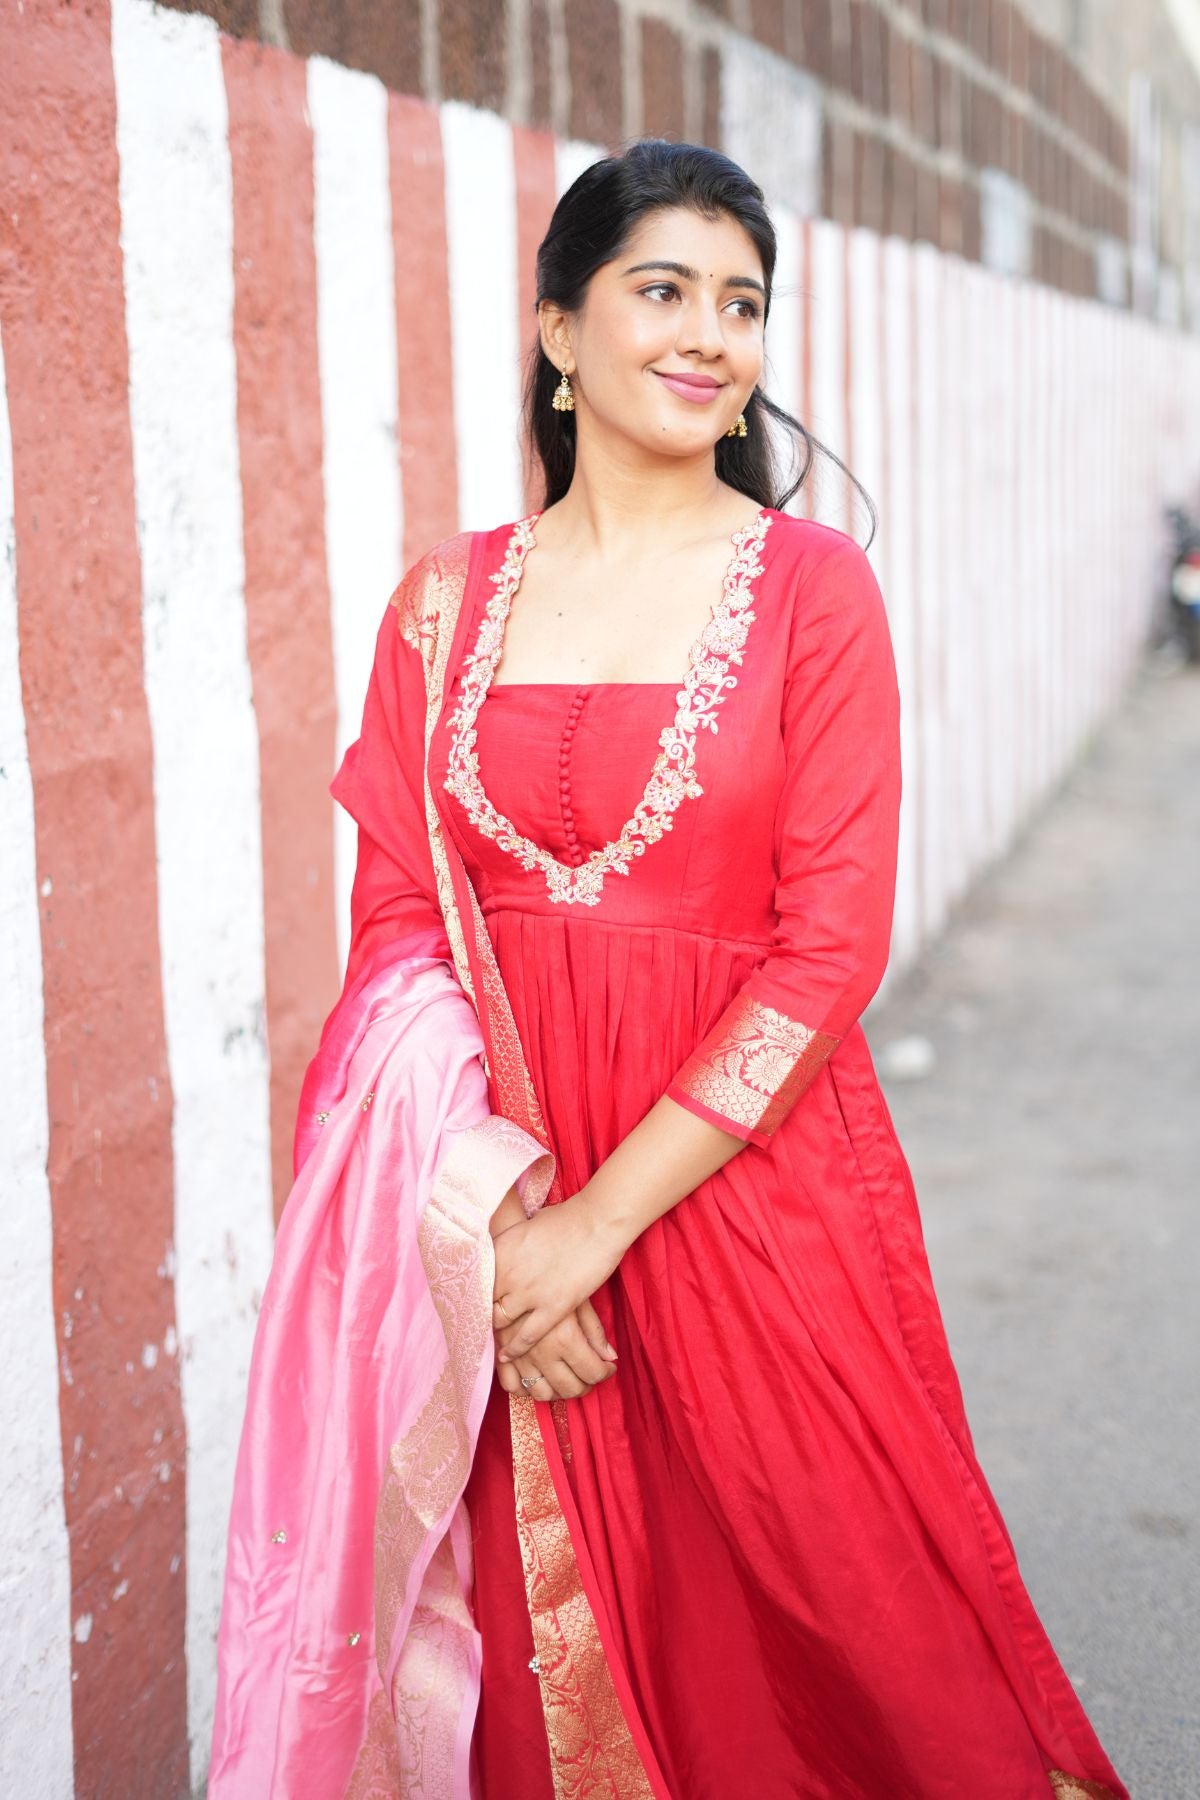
[495,1296,514,1324]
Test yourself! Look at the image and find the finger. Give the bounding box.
[538,1357,587,1399]
[495,1354,524,1394]
[552,1320,614,1387]
[513,1355,551,1400]
[492,1296,532,1332]
[576,1297,618,1362]
[497,1310,558,1362]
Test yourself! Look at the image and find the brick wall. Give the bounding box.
[156,0,1200,322]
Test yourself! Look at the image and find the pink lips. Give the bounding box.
[653,370,725,405]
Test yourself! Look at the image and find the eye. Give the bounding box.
[639,282,761,321]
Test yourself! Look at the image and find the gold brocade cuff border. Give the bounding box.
[1047,1772,1123,1799]
[670,993,840,1138]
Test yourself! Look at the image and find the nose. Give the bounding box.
[674,292,726,360]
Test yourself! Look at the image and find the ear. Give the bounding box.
[537,298,572,371]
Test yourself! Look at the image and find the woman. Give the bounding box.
[210,140,1129,1798]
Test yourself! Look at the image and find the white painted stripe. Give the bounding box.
[882,235,920,974]
[806,217,848,533]
[308,55,404,971]
[847,227,884,558]
[766,203,802,506]
[912,244,945,944]
[111,2,275,1783]
[554,137,607,201]
[0,330,75,1800]
[442,102,522,532]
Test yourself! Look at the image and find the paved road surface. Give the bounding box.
[864,650,1199,1800]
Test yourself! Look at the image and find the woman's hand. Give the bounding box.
[491,1196,628,1362]
[493,1296,618,1401]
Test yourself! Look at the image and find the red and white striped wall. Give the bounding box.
[2,1,1199,1793]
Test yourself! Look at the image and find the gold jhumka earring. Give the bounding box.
[552,369,575,412]
[725,411,748,437]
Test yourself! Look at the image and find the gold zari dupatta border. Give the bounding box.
[395,534,660,1800]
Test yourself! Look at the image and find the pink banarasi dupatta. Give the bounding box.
[208,534,670,1797]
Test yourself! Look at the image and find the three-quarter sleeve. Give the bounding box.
[330,557,452,989]
[664,537,902,1148]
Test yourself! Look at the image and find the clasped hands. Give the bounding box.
[489,1183,626,1401]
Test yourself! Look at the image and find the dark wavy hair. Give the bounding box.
[521,137,876,548]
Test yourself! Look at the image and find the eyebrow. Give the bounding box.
[620,259,767,300]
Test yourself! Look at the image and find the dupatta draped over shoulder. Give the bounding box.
[210,520,1130,1800]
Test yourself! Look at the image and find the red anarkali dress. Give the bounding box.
[337,506,1129,1799]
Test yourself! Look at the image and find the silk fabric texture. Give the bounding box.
[212,510,1130,1799]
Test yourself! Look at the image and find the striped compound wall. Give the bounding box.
[3,2,1199,1794]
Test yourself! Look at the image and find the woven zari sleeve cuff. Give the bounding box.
[664,994,841,1147]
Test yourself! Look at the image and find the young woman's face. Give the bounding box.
[550,205,768,458]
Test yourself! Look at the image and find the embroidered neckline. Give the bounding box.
[443,506,774,906]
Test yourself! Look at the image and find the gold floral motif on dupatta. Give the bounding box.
[392,535,478,1013]
[671,990,840,1135]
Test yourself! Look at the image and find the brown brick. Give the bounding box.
[700,43,722,149]
[988,0,1011,81]
[438,0,506,108]
[1000,97,1021,179]
[751,0,787,57]
[967,76,999,166]
[1009,7,1029,93]
[641,17,685,140]
[934,54,963,156]
[914,158,939,243]
[961,176,981,262]
[162,0,258,38]
[938,171,963,254]
[888,24,912,128]
[864,4,889,111]
[566,0,623,148]
[856,131,887,232]
[967,0,989,63]
[1028,29,1047,108]
[530,0,553,129]
[910,41,936,145]
[829,0,854,94]
[827,114,856,223]
[284,0,424,94]
[888,142,917,239]
[802,0,833,83]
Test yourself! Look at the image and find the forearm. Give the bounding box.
[574,1092,747,1255]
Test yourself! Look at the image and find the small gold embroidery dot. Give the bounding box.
[315,1111,330,1125]
[360,1091,374,1111]
[347,1631,361,1647]
[270,1529,287,1544]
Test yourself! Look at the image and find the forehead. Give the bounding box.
[615,206,764,275]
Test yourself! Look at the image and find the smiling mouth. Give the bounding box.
[652,371,724,389]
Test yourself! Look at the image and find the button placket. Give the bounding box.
[558,689,587,866]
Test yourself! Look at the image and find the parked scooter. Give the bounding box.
[1165,503,1200,663]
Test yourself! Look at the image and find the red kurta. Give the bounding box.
[336,506,1128,1800]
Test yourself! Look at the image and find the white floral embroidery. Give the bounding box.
[443,508,773,906]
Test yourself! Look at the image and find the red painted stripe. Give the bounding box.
[512,127,558,513]
[389,96,460,560]
[223,39,341,1224]
[0,4,188,1789]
